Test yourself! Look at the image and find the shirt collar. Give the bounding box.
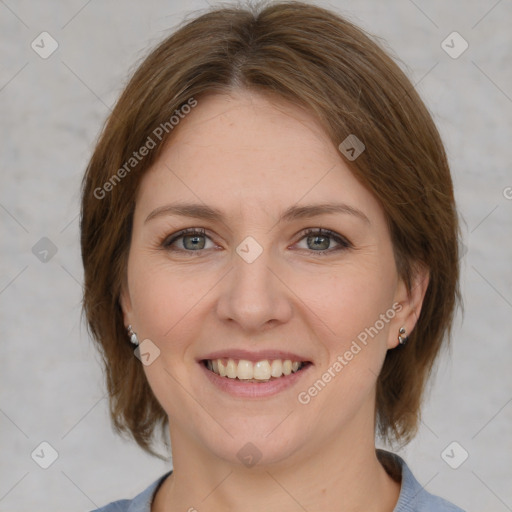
[124,450,461,511]
[126,470,172,512]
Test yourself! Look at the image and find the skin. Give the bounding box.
[120,89,429,512]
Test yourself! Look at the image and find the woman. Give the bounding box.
[81,2,464,510]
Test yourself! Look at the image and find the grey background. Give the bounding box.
[1,0,511,510]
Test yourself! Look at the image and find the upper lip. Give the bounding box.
[200,349,311,363]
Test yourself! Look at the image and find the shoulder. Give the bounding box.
[91,499,131,512]
[89,471,172,512]
[377,450,466,512]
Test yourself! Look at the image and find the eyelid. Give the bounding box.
[161,227,352,253]
[161,227,211,248]
[294,227,352,252]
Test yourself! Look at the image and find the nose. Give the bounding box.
[215,239,293,332]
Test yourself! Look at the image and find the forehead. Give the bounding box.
[135,90,381,224]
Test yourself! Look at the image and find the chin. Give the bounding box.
[192,415,308,469]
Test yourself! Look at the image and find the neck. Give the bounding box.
[154,421,400,512]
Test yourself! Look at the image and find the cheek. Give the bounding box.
[295,257,397,344]
[290,255,398,414]
[128,254,181,339]
[127,252,218,349]
[294,264,396,427]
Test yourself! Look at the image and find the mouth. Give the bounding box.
[202,358,312,382]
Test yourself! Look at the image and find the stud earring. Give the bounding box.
[127,325,139,346]
[398,327,408,345]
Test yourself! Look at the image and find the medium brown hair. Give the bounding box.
[81,1,461,459]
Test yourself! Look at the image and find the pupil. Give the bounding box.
[184,235,205,250]
[309,235,329,250]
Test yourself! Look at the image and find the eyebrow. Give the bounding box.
[144,201,370,225]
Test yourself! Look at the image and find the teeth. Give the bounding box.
[226,359,237,378]
[237,360,253,380]
[253,360,271,380]
[205,358,305,380]
[218,359,227,377]
[270,359,283,378]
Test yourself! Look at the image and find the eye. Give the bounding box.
[294,228,352,254]
[162,228,216,253]
[161,227,352,255]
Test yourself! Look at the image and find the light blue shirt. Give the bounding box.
[91,450,465,511]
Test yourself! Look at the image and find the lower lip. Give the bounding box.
[200,362,312,398]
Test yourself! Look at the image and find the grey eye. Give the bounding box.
[307,233,331,251]
[295,228,351,253]
[163,228,213,251]
[182,233,206,250]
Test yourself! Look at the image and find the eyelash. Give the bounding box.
[161,227,352,256]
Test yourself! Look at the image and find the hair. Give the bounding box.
[80,0,461,459]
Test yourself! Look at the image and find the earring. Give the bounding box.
[398,327,408,345]
[127,325,139,346]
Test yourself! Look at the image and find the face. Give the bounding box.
[121,89,418,468]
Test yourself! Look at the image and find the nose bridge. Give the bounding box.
[234,234,273,287]
[216,232,292,330]
[233,232,277,300]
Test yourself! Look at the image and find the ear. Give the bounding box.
[119,282,133,329]
[387,263,430,349]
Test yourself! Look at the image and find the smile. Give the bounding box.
[203,358,308,381]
